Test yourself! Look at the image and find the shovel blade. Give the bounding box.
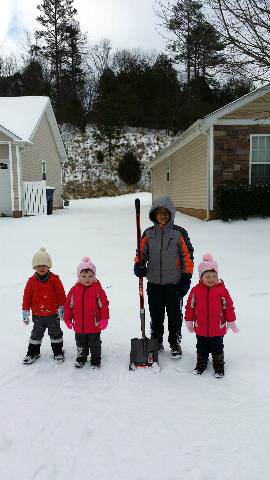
[129,337,159,368]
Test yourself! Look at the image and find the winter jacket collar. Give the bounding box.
[34,271,51,283]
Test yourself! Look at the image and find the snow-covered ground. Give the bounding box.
[1,193,270,480]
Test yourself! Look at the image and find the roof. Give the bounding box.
[151,82,270,168]
[0,96,67,160]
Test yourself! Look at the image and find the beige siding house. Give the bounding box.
[0,96,67,217]
[151,83,270,219]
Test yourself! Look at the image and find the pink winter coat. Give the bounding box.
[64,280,109,334]
[185,280,236,337]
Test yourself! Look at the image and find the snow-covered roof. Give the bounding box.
[0,96,67,160]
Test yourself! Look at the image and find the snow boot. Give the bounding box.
[193,354,208,375]
[90,357,101,370]
[213,352,225,378]
[23,343,41,365]
[74,356,87,368]
[51,341,64,363]
[170,343,182,359]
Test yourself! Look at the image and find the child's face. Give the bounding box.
[155,207,171,226]
[201,271,218,287]
[79,269,95,286]
[35,265,49,275]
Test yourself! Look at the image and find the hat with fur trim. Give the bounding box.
[198,253,218,278]
[77,257,96,280]
[32,247,52,269]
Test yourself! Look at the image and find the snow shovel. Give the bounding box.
[129,198,159,371]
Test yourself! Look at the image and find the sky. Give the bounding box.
[0,0,167,57]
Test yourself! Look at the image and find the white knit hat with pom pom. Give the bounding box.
[77,257,96,280]
[198,253,218,278]
[32,247,52,269]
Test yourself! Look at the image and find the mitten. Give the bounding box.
[178,273,192,298]
[65,320,73,330]
[58,306,64,321]
[227,321,239,333]
[22,310,30,325]
[134,263,147,278]
[185,321,194,333]
[100,318,108,330]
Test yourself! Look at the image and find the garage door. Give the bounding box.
[0,160,12,216]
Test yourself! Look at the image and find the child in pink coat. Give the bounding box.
[64,257,109,369]
[185,253,239,378]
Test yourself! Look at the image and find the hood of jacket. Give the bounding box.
[149,196,175,228]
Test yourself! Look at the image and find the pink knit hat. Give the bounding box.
[77,257,96,280]
[198,253,218,278]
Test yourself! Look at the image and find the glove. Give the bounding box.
[185,321,194,333]
[22,310,30,325]
[178,273,192,298]
[134,263,147,278]
[58,306,64,321]
[227,322,239,333]
[65,320,73,330]
[100,318,108,330]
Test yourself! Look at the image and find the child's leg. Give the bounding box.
[88,333,101,367]
[26,316,47,357]
[194,336,209,374]
[147,283,166,346]
[47,315,64,357]
[75,333,89,360]
[211,337,224,376]
[165,284,182,348]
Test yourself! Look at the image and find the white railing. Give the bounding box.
[22,181,47,216]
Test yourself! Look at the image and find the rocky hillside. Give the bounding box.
[60,124,173,198]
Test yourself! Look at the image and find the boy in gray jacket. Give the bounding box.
[134,197,194,357]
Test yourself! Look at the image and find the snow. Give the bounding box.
[1,192,270,480]
[0,96,49,141]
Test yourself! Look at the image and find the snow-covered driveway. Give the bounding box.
[0,193,270,480]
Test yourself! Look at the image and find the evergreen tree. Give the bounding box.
[118,151,141,185]
[22,60,50,96]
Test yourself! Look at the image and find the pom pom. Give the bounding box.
[203,253,213,261]
[39,247,46,252]
[82,256,90,262]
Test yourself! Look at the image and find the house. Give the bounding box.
[150,84,270,219]
[0,96,67,217]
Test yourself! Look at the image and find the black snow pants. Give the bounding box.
[29,314,63,356]
[196,335,224,359]
[75,333,101,364]
[147,282,182,347]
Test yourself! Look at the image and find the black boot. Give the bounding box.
[193,354,208,375]
[90,356,101,369]
[74,356,87,368]
[23,343,41,365]
[213,352,225,378]
[51,341,64,363]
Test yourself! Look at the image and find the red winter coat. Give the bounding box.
[64,280,109,334]
[185,280,236,337]
[22,272,66,316]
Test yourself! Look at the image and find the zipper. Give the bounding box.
[160,228,163,284]
[207,287,210,336]
[82,288,85,333]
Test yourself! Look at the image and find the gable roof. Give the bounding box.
[151,82,270,168]
[0,96,67,160]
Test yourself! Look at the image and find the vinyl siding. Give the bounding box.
[152,134,208,210]
[0,131,12,141]
[222,92,270,120]
[21,113,62,208]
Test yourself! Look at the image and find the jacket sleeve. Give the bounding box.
[22,279,33,311]
[185,289,196,321]
[223,288,236,322]
[178,233,194,276]
[134,229,149,265]
[54,276,66,306]
[64,289,74,324]
[99,287,110,321]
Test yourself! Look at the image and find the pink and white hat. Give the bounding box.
[77,257,96,280]
[198,253,218,278]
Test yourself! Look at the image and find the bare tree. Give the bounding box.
[208,0,270,80]
[84,39,112,114]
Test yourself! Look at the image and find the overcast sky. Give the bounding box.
[0,0,167,56]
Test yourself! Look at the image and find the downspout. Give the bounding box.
[198,123,213,221]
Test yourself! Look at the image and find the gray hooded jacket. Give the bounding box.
[140,197,194,285]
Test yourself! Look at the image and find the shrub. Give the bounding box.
[96,151,104,163]
[215,183,270,221]
[118,151,141,185]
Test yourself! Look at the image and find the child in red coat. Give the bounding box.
[185,253,239,377]
[22,247,66,365]
[64,257,109,369]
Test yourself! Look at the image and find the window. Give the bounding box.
[42,161,46,180]
[166,160,170,182]
[250,135,270,184]
[0,163,8,169]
